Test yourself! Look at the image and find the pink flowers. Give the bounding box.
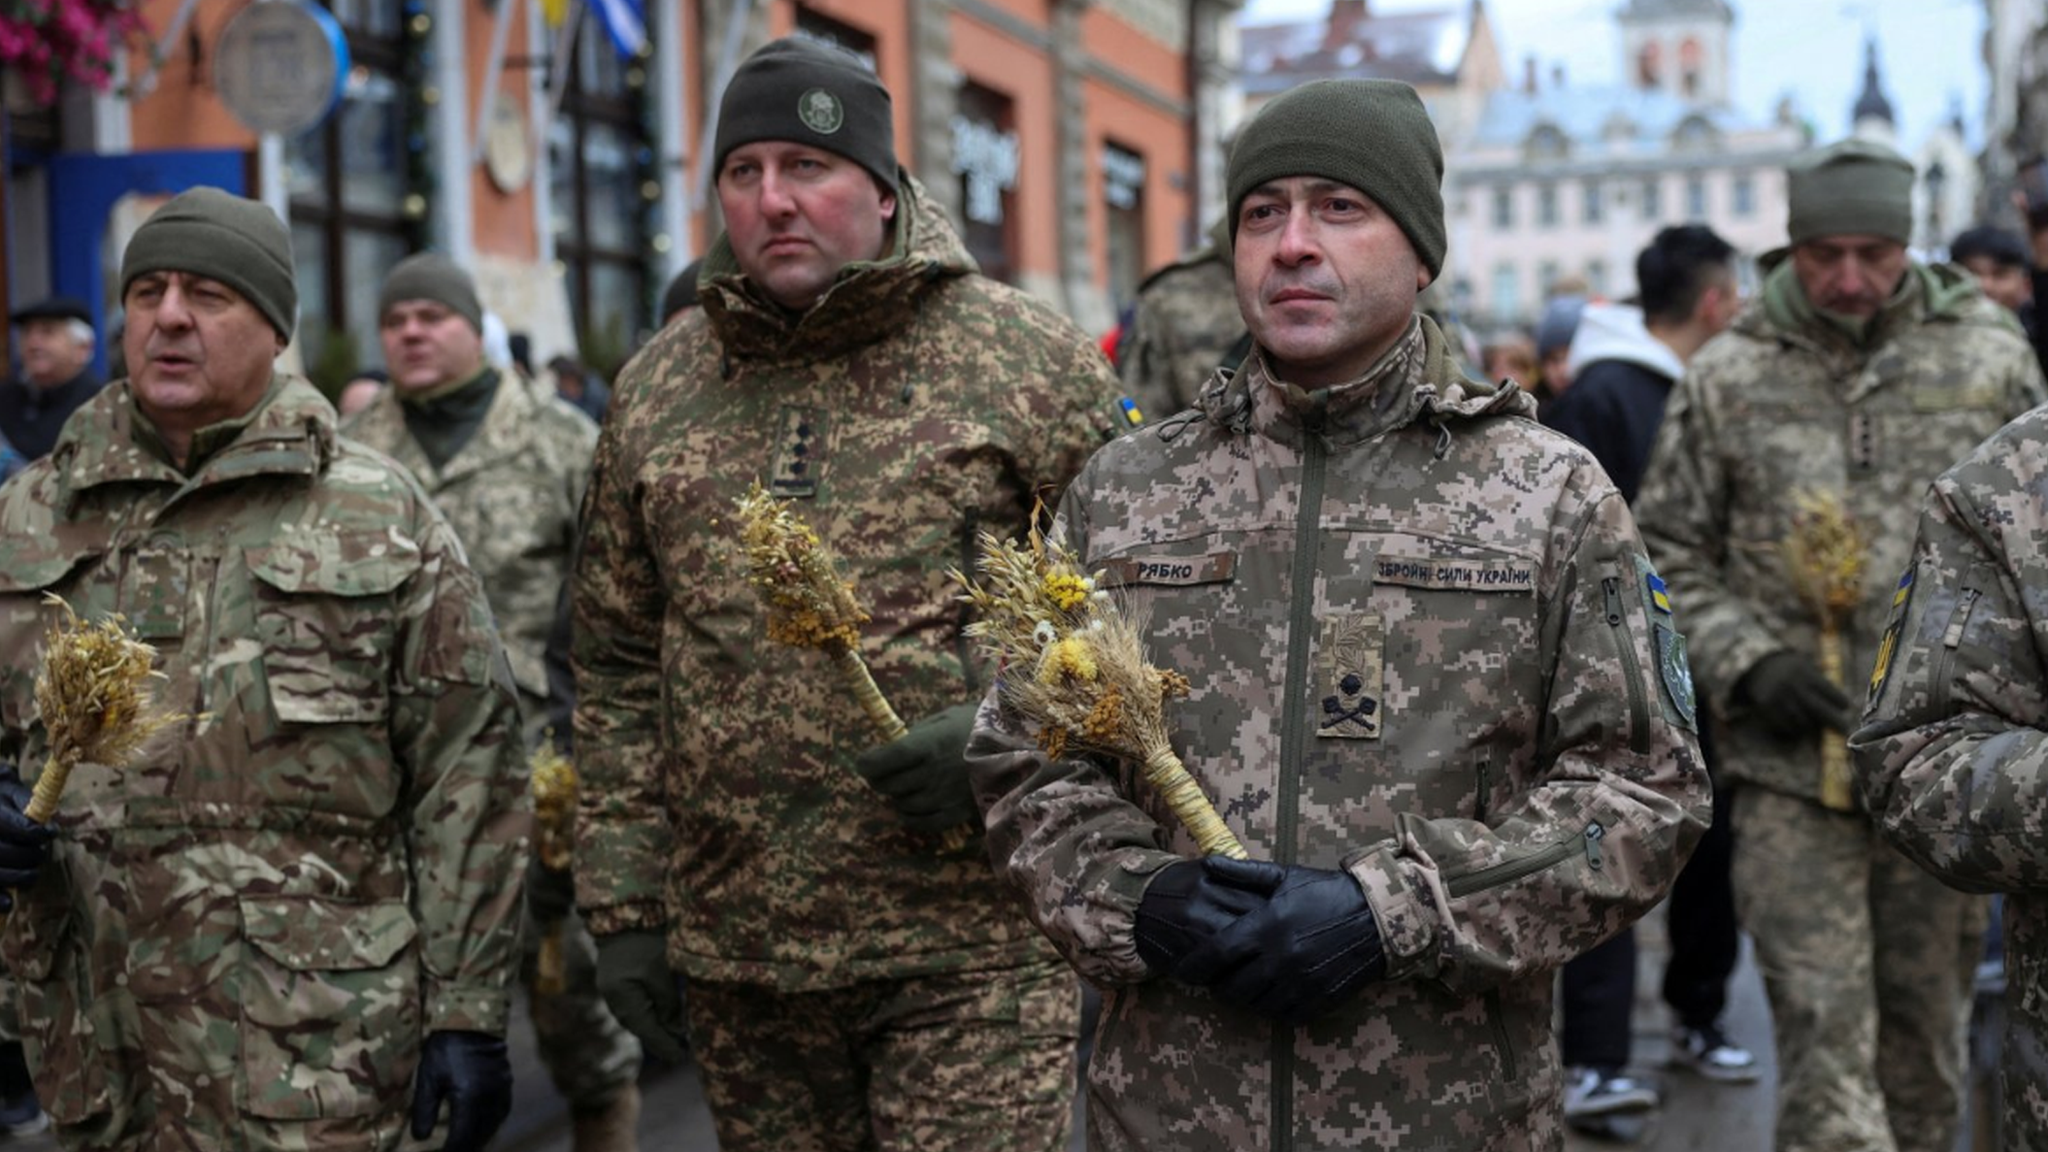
[1,0,149,105]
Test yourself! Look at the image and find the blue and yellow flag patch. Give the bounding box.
[1118,397,1144,427]
[1645,571,1673,615]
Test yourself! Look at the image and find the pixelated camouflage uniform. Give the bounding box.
[343,372,640,1112]
[1853,403,2048,1151]
[0,377,529,1151]
[572,176,1128,1151]
[969,316,1710,1152]
[1118,218,1243,422]
[1633,257,2046,1152]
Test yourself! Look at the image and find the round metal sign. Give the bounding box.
[213,0,351,138]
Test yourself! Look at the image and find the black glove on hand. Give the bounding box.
[1134,855,1286,982]
[594,930,689,1064]
[1738,650,1852,742]
[852,703,980,834]
[0,764,55,912]
[525,856,574,926]
[1206,864,1386,1024]
[409,1030,512,1152]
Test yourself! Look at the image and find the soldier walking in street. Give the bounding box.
[571,37,1133,1152]
[0,187,527,1151]
[966,78,1710,1151]
[344,252,644,1150]
[1633,138,2048,1152]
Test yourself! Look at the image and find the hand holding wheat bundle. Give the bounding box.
[530,741,577,995]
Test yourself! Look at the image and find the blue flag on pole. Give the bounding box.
[592,0,646,60]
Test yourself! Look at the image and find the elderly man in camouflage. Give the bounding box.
[0,187,526,1150]
[967,78,1710,1151]
[1633,138,2047,1152]
[344,253,642,1150]
[1852,404,2048,1151]
[572,37,1132,1152]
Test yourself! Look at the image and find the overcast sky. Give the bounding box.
[1238,0,1987,152]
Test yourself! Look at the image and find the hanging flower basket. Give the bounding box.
[0,0,151,107]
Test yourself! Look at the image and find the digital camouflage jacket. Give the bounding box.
[1633,258,2045,803]
[344,370,597,709]
[0,377,529,1149]
[1118,218,1243,422]
[968,317,1710,1151]
[1853,403,2048,1148]
[571,176,1131,989]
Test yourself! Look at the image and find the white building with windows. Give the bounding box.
[1443,0,1808,327]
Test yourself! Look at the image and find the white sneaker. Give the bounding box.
[1563,1065,1660,1118]
[1668,1025,1762,1084]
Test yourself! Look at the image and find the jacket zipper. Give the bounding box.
[1444,825,1593,899]
[1930,588,1980,704]
[1603,576,1651,754]
[1272,408,1328,1152]
[1475,755,1492,822]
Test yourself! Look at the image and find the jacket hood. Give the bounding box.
[53,373,334,498]
[1741,250,2012,350]
[700,173,979,361]
[1566,303,1684,380]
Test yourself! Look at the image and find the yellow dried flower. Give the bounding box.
[1042,573,1092,611]
[1036,636,1099,686]
[1081,687,1125,743]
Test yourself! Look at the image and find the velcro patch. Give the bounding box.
[1096,551,1236,588]
[1373,554,1536,594]
[769,406,826,498]
[1316,613,1384,740]
[1867,567,1914,705]
[1652,622,1697,731]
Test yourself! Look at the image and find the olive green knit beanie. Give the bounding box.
[120,186,297,340]
[377,252,484,333]
[1787,139,1915,245]
[1226,78,1446,276]
[713,37,898,195]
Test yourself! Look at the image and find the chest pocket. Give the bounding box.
[245,534,420,725]
[1367,543,1540,741]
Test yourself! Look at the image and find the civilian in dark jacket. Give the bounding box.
[1541,225,1755,1123]
[1,297,103,461]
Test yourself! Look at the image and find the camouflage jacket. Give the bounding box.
[1118,219,1243,421]
[571,176,1130,989]
[0,377,528,1143]
[1851,405,2048,1148]
[968,317,1709,1151]
[344,369,597,709]
[1634,258,2045,802]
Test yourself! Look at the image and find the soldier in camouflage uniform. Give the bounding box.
[572,38,1132,1152]
[1118,217,1242,421]
[967,78,1710,1152]
[1633,139,2047,1152]
[344,253,642,1150]
[1852,405,2048,1152]
[0,188,525,1150]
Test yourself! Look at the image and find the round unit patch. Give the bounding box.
[799,89,845,135]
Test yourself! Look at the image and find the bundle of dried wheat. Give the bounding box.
[28,595,182,824]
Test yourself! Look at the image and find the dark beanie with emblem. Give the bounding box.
[1226,78,1447,277]
[712,37,898,195]
[377,252,483,333]
[1787,138,1915,245]
[120,186,296,340]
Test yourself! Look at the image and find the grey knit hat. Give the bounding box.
[713,37,898,195]
[1787,139,1915,245]
[377,252,484,333]
[120,186,296,339]
[1226,79,1447,276]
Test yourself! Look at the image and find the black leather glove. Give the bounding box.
[594,930,689,1064]
[1737,651,1852,742]
[525,856,574,927]
[1206,864,1386,1024]
[408,1030,512,1152]
[852,703,980,834]
[0,764,55,914]
[1134,855,1285,982]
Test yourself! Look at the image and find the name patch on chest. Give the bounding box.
[1373,554,1536,594]
[1096,551,1237,588]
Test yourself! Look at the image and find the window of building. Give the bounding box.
[1637,41,1660,87]
[1103,141,1147,313]
[1642,177,1662,221]
[287,1,414,383]
[793,6,877,71]
[1732,171,1755,217]
[1680,37,1703,98]
[1491,263,1520,324]
[1586,259,1608,298]
[548,10,658,375]
[1537,260,1560,297]
[952,81,1019,284]
[1685,174,1707,219]
[1537,183,1558,228]
[1493,186,1513,230]
[1583,179,1603,225]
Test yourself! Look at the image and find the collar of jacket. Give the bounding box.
[352,365,556,486]
[697,173,977,364]
[1213,314,1532,448]
[53,373,331,498]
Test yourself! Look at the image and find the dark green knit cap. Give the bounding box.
[713,37,898,195]
[120,186,296,340]
[1787,138,1915,245]
[1227,79,1446,276]
[377,252,483,332]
